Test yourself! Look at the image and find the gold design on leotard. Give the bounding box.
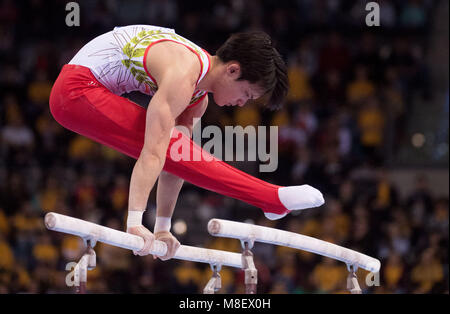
[88,26,205,101]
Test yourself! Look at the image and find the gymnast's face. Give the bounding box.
[212,62,264,107]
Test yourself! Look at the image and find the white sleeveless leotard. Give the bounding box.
[69,24,211,107]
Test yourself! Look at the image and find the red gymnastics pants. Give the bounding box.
[49,64,289,216]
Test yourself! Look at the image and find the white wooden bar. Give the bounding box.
[208,218,381,273]
[45,212,243,269]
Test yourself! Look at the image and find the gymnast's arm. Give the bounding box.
[126,43,200,256]
[154,96,208,260]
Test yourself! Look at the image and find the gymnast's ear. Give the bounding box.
[226,62,241,79]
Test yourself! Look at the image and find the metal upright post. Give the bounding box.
[75,238,97,294]
[346,264,362,294]
[203,264,222,294]
[241,239,257,294]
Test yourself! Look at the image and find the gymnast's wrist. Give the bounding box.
[154,216,171,233]
[127,210,144,228]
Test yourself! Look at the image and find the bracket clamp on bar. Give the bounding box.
[240,236,255,250]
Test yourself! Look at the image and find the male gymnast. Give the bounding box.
[49,25,324,260]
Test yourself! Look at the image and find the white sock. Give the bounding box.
[264,185,324,220]
[278,185,325,210]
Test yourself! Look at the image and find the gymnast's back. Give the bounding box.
[68,25,211,98]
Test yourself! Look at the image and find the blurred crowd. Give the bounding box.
[0,0,448,294]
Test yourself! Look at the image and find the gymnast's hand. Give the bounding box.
[153,231,180,261]
[127,225,155,256]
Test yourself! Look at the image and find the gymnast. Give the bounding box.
[49,25,324,261]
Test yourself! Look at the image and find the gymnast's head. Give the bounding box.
[210,31,288,110]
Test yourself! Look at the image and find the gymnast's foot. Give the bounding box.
[264,185,325,220]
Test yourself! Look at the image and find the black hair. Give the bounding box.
[216,31,288,110]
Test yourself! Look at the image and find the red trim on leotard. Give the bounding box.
[186,49,211,109]
[202,48,211,76]
[186,93,207,109]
